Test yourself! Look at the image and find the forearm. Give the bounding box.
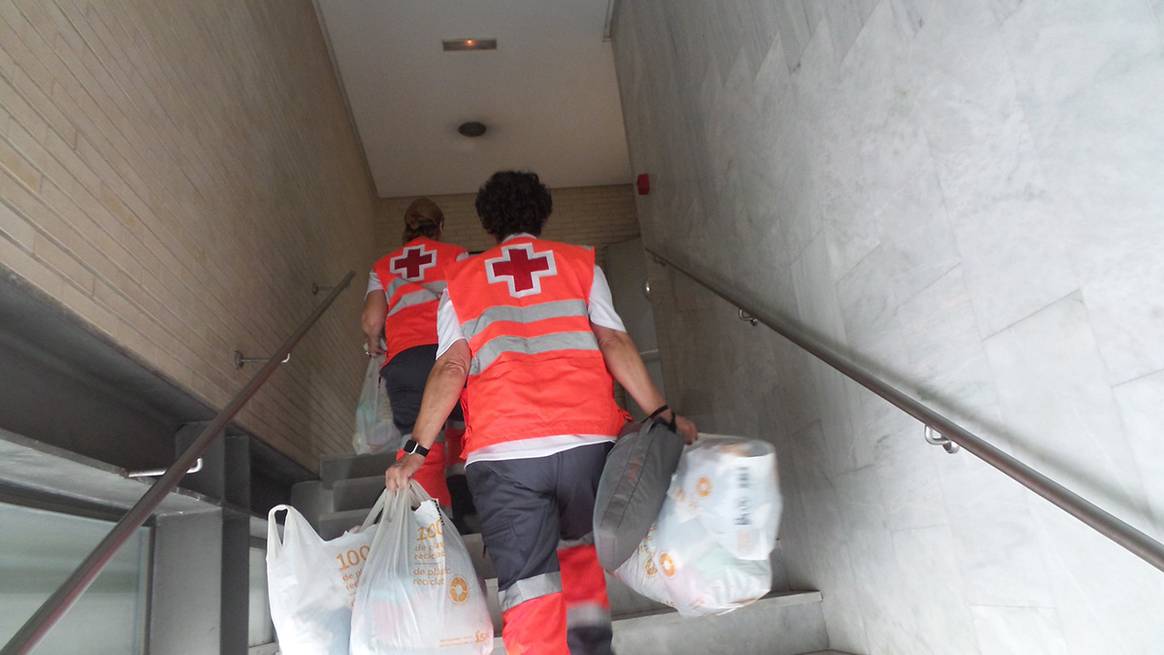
[411,358,468,448]
[596,327,665,416]
[361,295,387,349]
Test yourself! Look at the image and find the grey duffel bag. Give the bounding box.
[593,416,685,571]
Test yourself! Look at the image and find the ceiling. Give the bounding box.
[315,0,631,198]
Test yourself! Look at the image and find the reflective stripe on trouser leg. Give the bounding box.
[499,573,568,655]
[558,543,613,655]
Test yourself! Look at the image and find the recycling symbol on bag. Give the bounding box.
[449,576,470,604]
[695,477,713,497]
[658,553,677,577]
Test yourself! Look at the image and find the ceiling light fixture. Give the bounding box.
[442,38,497,52]
[458,121,487,137]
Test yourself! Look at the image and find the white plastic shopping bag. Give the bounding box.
[354,356,401,454]
[351,483,493,654]
[266,496,385,655]
[614,435,781,617]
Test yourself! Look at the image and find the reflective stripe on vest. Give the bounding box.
[386,288,440,317]
[469,331,599,376]
[461,299,588,339]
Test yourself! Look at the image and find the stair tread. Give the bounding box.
[331,476,389,512]
[319,453,395,488]
[488,591,825,654]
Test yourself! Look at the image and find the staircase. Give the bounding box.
[290,452,847,655]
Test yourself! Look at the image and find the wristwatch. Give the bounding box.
[401,439,429,458]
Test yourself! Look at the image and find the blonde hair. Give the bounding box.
[402,197,444,242]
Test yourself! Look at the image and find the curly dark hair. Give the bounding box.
[475,171,552,240]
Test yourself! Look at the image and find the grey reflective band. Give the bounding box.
[499,572,562,612]
[385,277,410,298]
[566,603,612,628]
[558,533,595,550]
[386,278,446,301]
[470,331,600,376]
[387,288,439,317]
[461,299,588,339]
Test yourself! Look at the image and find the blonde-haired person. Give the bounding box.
[362,198,469,516]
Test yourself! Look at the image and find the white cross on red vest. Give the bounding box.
[486,243,557,298]
[390,244,436,281]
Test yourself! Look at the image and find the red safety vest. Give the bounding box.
[372,237,467,364]
[445,236,625,454]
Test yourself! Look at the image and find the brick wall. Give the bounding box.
[0,1,379,469]
[376,184,639,254]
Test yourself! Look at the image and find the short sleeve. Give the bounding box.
[435,289,467,358]
[588,266,626,332]
[366,270,383,298]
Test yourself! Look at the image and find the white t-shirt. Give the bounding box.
[437,239,627,465]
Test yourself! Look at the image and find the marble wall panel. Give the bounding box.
[614,0,1164,650]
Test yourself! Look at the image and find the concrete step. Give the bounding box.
[319,452,394,488]
[317,507,372,540]
[488,591,827,654]
[331,475,386,513]
[287,480,332,531]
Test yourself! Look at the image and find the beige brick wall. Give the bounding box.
[0,0,379,469]
[376,184,640,254]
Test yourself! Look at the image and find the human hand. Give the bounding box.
[385,454,424,491]
[364,338,386,358]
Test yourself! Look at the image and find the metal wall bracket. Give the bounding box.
[924,426,960,454]
[233,350,291,369]
[642,278,652,300]
[127,457,204,479]
[738,308,759,326]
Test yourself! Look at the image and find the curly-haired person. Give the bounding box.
[387,170,697,654]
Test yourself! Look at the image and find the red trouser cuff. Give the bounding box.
[501,593,568,655]
[558,544,610,610]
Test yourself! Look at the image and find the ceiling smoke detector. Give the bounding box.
[442,38,497,52]
[458,121,487,138]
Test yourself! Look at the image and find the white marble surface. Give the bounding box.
[613,0,1164,652]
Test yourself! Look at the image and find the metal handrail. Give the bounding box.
[2,271,356,655]
[645,246,1164,573]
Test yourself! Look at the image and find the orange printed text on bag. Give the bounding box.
[372,237,468,364]
[445,236,625,453]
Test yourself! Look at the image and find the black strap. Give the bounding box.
[646,404,677,431]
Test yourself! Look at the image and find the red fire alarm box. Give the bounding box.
[636,173,650,195]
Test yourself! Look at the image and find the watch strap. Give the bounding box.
[402,439,429,458]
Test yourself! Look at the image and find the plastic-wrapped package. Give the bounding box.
[613,435,781,617]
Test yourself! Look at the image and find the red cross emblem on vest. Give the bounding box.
[486,243,557,298]
[389,244,436,282]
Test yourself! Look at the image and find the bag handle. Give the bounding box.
[643,405,678,434]
[408,479,435,505]
[358,490,390,531]
[266,505,294,558]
